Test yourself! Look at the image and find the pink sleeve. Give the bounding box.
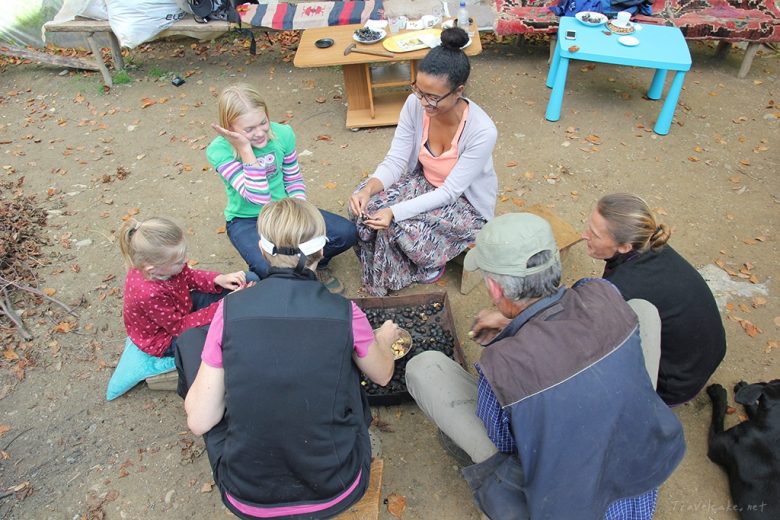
[201,300,225,368]
[351,302,374,358]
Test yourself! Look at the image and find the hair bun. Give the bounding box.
[440,27,469,50]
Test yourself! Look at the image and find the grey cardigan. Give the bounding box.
[372,94,498,222]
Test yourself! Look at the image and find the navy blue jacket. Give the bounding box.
[464,280,685,519]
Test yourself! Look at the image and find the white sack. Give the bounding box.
[106,0,186,48]
[53,0,109,22]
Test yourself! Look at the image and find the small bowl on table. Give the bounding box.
[314,38,334,49]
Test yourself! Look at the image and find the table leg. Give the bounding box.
[86,34,112,87]
[648,69,668,100]
[545,57,569,122]
[545,44,561,89]
[342,64,371,110]
[654,71,686,135]
[108,31,124,70]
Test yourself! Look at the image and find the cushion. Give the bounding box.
[106,337,176,400]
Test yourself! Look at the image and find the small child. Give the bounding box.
[118,216,249,358]
[207,83,356,293]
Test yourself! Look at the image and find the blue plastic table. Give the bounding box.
[545,17,692,135]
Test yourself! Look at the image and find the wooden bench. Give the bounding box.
[333,458,384,520]
[42,16,233,87]
[453,204,583,295]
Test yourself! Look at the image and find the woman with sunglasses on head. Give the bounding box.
[348,27,498,296]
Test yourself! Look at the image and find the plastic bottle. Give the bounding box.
[457,0,469,30]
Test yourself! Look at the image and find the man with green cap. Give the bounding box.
[405,212,685,520]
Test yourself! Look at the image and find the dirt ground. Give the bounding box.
[0,32,778,520]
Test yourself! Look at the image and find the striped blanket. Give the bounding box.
[238,1,385,30]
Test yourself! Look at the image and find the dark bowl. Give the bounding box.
[314,38,334,49]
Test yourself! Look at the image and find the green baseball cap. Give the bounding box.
[464,213,560,276]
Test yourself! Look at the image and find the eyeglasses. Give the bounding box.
[410,82,457,108]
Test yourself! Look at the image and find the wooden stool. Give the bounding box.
[454,204,583,295]
[333,459,384,520]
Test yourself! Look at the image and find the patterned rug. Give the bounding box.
[238,1,385,30]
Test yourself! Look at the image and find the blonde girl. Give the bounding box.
[119,217,249,357]
[207,83,356,293]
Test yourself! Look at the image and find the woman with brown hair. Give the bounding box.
[582,193,726,405]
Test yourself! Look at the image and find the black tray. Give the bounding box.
[353,292,465,406]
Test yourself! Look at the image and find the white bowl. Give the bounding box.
[575,11,608,27]
[353,28,386,44]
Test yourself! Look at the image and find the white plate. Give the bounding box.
[353,28,387,44]
[575,11,607,26]
[618,35,640,46]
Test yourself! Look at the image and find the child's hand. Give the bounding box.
[215,271,247,291]
[211,123,251,153]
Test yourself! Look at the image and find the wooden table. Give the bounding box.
[294,24,482,129]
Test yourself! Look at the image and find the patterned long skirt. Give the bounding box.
[351,167,486,296]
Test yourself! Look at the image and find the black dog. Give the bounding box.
[706,380,780,519]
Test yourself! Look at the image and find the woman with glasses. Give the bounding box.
[348,27,498,296]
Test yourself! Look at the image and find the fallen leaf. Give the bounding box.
[315,96,326,103]
[141,98,157,109]
[0,424,10,437]
[105,490,119,502]
[315,134,332,141]
[187,259,199,267]
[765,340,778,353]
[585,134,601,145]
[200,482,213,493]
[2,349,19,361]
[726,406,736,414]
[774,316,780,327]
[512,198,525,208]
[324,181,337,190]
[54,322,74,333]
[215,225,226,234]
[738,303,751,313]
[386,492,407,518]
[43,288,56,296]
[505,160,518,168]
[752,296,767,308]
[734,317,761,337]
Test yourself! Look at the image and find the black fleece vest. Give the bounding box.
[217,269,371,515]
